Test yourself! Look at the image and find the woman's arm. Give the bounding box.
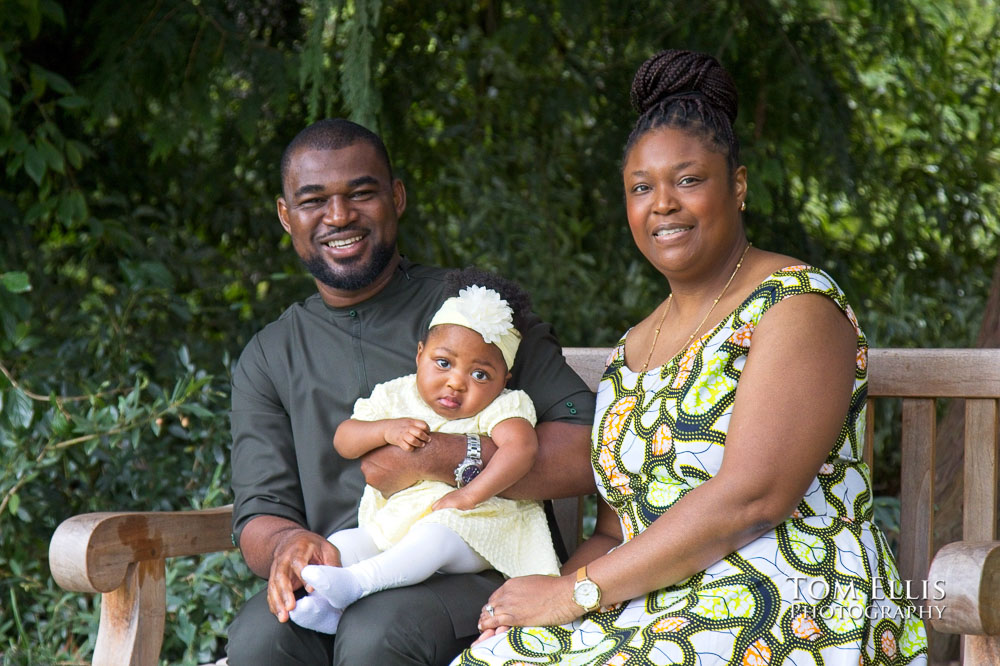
[334,417,430,459]
[432,417,537,511]
[479,293,858,629]
[561,496,623,574]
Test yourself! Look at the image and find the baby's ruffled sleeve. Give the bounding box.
[479,389,537,435]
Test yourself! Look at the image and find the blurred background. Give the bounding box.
[1,1,998,662]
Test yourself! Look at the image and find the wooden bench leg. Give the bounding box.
[964,636,1000,664]
[93,559,166,666]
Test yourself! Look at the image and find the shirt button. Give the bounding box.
[565,401,574,407]
[569,408,578,414]
[349,310,357,318]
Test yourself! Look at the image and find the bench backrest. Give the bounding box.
[48,346,1000,666]
[560,347,1000,579]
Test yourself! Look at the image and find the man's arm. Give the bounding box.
[240,515,341,623]
[360,420,594,499]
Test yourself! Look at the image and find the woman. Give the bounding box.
[453,49,927,665]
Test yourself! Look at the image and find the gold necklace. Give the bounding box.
[640,242,752,372]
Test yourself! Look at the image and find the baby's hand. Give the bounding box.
[433,488,481,512]
[382,418,431,450]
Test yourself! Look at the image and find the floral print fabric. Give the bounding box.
[453,266,927,665]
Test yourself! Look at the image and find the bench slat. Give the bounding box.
[864,398,875,475]
[563,347,612,391]
[964,398,999,541]
[869,349,1000,398]
[899,398,935,591]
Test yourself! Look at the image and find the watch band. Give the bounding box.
[465,433,481,460]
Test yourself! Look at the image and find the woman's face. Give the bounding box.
[623,127,746,279]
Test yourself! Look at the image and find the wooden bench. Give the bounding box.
[48,347,1000,665]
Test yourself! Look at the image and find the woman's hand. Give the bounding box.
[476,574,581,635]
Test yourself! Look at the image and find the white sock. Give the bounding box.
[288,526,379,632]
[300,564,364,609]
[349,523,488,597]
[288,592,344,634]
[303,523,489,609]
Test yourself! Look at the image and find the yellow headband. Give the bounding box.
[428,285,522,369]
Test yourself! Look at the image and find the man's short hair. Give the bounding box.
[280,118,393,190]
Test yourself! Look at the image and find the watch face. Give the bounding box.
[459,464,481,486]
[574,581,600,608]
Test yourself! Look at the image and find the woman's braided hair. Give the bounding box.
[624,49,740,174]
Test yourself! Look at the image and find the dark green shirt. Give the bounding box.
[231,259,595,545]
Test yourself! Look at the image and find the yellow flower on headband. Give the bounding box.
[453,285,513,344]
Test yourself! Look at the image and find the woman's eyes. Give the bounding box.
[629,177,700,193]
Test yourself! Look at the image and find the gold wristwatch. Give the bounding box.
[572,566,602,612]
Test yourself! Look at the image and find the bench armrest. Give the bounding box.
[48,505,235,666]
[928,540,1000,635]
[49,504,235,593]
[49,504,236,593]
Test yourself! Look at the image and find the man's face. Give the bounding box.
[277,143,406,300]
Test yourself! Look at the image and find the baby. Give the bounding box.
[290,268,560,634]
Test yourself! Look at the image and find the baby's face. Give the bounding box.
[415,324,510,420]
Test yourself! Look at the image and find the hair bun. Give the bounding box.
[630,49,738,124]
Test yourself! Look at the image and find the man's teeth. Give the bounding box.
[326,236,363,248]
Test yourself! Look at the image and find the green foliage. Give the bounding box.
[1,0,997,662]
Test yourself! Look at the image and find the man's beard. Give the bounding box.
[300,240,396,291]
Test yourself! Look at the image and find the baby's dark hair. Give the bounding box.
[623,49,740,174]
[441,267,533,335]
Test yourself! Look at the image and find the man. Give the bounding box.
[227,118,596,665]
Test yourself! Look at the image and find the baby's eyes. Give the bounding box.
[471,370,490,381]
[435,358,451,369]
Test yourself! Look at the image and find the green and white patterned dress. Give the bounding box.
[453,266,927,666]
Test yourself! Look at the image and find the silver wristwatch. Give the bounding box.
[454,434,483,487]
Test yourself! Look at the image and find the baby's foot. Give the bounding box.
[288,592,344,634]
[301,564,363,609]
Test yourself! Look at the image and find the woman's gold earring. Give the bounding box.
[740,201,746,212]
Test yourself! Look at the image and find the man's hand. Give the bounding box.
[266,528,342,623]
[361,431,467,496]
[383,418,431,451]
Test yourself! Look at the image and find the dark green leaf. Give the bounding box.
[56,95,88,110]
[1,272,31,293]
[6,388,33,429]
[23,145,45,185]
